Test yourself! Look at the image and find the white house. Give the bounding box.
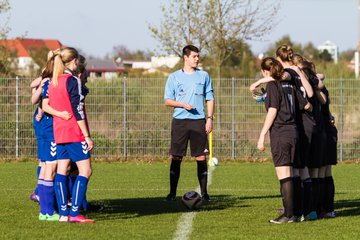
[318,40,339,64]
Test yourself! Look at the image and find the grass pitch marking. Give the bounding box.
[172,166,215,240]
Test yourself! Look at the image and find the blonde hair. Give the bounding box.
[276,45,293,63]
[49,47,79,86]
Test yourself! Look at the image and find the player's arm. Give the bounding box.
[205,100,214,134]
[257,107,277,151]
[30,77,42,88]
[42,98,72,120]
[315,89,327,105]
[291,66,314,98]
[315,73,325,89]
[67,76,93,151]
[31,78,48,105]
[249,77,273,92]
[164,99,193,110]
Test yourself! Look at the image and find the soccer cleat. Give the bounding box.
[201,193,211,202]
[59,215,69,222]
[269,214,296,224]
[46,213,60,221]
[86,203,104,212]
[303,211,318,221]
[30,192,40,204]
[69,215,95,224]
[39,213,47,221]
[322,211,336,219]
[165,193,176,201]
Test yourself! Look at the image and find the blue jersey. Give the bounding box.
[164,69,214,119]
[33,106,43,140]
[40,80,54,141]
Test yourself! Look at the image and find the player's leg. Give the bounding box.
[44,160,59,221]
[190,119,210,201]
[54,144,71,220]
[66,142,94,223]
[30,161,43,203]
[323,165,335,218]
[292,168,302,219]
[37,160,46,220]
[166,119,188,201]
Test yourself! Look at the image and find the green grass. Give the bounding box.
[1,161,360,239]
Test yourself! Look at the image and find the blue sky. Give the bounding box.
[7,0,358,57]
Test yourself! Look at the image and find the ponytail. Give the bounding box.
[261,57,284,80]
[276,45,294,63]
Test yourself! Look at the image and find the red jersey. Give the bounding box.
[48,73,85,144]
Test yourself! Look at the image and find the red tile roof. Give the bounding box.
[0,38,63,57]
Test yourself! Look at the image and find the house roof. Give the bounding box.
[0,38,63,57]
[87,59,127,72]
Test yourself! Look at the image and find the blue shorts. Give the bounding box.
[39,140,58,163]
[37,139,44,160]
[57,142,91,162]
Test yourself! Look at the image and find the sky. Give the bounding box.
[6,0,359,58]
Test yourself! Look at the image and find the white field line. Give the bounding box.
[172,166,215,240]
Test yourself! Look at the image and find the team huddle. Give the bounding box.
[29,44,337,224]
[251,45,337,223]
[30,47,101,223]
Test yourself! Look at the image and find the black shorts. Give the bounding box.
[308,127,327,168]
[325,125,338,165]
[297,122,315,168]
[270,132,297,167]
[169,119,209,157]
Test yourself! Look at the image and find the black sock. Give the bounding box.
[311,178,319,214]
[280,177,293,218]
[302,178,314,215]
[292,176,302,217]
[325,176,335,212]
[169,159,181,195]
[318,178,325,214]
[197,160,208,196]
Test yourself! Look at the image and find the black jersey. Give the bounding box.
[284,68,316,129]
[302,67,323,127]
[265,80,305,138]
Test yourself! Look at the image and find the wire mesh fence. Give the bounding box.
[1,76,359,161]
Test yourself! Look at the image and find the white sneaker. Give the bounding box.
[59,215,69,222]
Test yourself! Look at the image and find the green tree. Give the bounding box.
[28,46,50,75]
[0,0,16,77]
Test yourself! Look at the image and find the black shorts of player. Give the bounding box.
[297,121,315,168]
[170,118,209,157]
[324,124,338,165]
[270,131,297,167]
[308,126,327,168]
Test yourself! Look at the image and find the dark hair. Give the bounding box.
[276,45,293,63]
[77,55,87,74]
[261,57,284,80]
[182,45,199,58]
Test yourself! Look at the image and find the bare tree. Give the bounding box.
[149,0,208,57]
[150,0,281,123]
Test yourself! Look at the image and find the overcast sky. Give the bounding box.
[6,0,358,58]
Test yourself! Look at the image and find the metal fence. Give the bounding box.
[1,77,359,161]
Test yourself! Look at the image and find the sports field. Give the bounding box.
[1,161,360,239]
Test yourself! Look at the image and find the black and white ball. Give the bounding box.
[181,191,202,210]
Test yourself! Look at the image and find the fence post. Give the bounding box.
[123,77,127,160]
[339,78,343,162]
[231,77,235,160]
[16,76,19,159]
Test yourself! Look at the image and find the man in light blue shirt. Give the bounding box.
[164,45,214,202]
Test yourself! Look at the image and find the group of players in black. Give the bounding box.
[251,45,337,224]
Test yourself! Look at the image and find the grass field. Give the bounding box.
[1,161,360,239]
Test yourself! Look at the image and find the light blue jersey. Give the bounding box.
[164,69,214,119]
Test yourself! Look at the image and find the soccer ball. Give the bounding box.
[212,157,218,166]
[181,191,202,210]
[208,157,219,167]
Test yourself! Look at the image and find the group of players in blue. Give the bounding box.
[30,48,101,223]
[251,45,338,223]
